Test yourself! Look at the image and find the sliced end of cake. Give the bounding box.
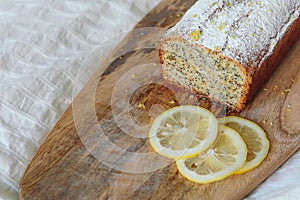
[159,38,251,112]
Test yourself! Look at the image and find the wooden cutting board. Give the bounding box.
[20,0,300,199]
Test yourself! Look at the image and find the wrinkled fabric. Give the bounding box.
[0,0,299,199]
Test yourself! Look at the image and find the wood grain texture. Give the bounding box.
[20,0,300,199]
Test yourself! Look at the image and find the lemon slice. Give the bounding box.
[149,106,218,160]
[218,116,270,174]
[176,126,247,183]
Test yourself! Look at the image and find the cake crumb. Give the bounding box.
[284,89,291,93]
[138,103,146,109]
[176,13,182,18]
[169,100,176,104]
[287,104,293,111]
[263,88,269,91]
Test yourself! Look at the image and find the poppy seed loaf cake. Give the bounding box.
[159,0,300,112]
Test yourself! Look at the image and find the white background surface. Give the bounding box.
[0,0,299,199]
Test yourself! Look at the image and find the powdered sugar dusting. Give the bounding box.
[165,0,300,68]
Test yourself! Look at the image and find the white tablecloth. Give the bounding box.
[0,0,299,199]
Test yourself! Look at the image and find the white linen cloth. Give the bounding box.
[0,0,299,199]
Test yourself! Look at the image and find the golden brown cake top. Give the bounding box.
[164,0,300,68]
